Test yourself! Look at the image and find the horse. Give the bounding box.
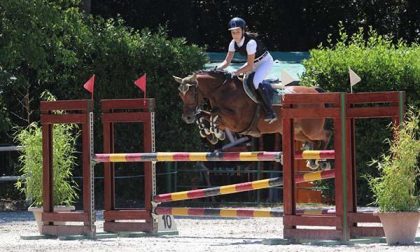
[173,70,331,168]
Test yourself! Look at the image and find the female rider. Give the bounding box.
[217,17,277,123]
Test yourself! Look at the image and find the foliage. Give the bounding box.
[14,91,80,207]
[91,0,420,51]
[0,0,207,153]
[366,108,420,212]
[301,26,420,205]
[301,24,420,107]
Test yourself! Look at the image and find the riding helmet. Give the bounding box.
[228,17,246,31]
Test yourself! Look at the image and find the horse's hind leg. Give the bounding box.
[314,129,332,150]
[292,131,320,170]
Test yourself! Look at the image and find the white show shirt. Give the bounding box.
[228,37,257,55]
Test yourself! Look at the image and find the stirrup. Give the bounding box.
[264,114,277,124]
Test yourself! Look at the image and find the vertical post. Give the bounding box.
[257,137,264,203]
[103,115,114,212]
[337,93,349,241]
[346,95,357,235]
[283,104,296,236]
[88,111,96,237]
[82,110,91,230]
[42,123,53,217]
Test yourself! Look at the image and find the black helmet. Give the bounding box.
[228,17,246,31]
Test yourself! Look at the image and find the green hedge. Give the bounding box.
[302,25,420,106]
[0,0,209,205]
[301,25,420,205]
[0,0,208,153]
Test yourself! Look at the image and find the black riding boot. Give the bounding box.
[256,85,277,123]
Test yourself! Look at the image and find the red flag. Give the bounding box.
[134,73,147,98]
[83,74,95,99]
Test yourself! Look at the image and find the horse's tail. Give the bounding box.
[315,87,331,109]
[315,87,326,93]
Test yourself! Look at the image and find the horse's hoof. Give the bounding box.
[306,160,319,170]
[207,135,218,145]
[216,131,225,140]
[319,161,331,170]
[199,129,207,138]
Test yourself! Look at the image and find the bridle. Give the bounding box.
[178,80,207,116]
[178,72,231,116]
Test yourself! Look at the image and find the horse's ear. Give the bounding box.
[185,73,197,83]
[173,76,183,84]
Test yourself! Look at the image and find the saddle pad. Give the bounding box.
[242,75,287,105]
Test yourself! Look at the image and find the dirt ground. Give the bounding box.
[0,211,419,252]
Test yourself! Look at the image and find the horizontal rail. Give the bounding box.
[295,150,335,160]
[94,151,282,163]
[0,176,21,182]
[154,177,282,203]
[295,169,335,183]
[40,100,92,112]
[154,170,335,203]
[154,207,283,218]
[0,146,22,152]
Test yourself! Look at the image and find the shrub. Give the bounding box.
[14,92,79,207]
[366,108,420,212]
[301,25,420,205]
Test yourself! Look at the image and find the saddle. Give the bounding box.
[241,72,300,105]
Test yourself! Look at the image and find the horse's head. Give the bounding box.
[173,73,203,124]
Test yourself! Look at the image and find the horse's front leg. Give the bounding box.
[208,114,225,141]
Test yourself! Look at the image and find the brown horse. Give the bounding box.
[173,70,330,151]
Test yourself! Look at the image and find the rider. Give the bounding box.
[216,17,277,123]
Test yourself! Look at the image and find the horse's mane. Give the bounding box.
[195,69,228,79]
[194,70,242,87]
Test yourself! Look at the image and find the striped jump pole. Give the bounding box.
[155,207,283,218]
[154,170,335,203]
[295,169,335,184]
[154,177,282,203]
[154,207,335,218]
[94,151,282,163]
[294,150,335,160]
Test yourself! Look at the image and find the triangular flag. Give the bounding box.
[281,70,295,86]
[134,73,147,98]
[83,74,95,99]
[349,68,361,86]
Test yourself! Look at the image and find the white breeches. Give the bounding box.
[252,53,273,89]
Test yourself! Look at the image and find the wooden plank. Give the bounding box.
[102,113,151,123]
[104,222,153,233]
[104,210,150,221]
[42,212,88,222]
[284,228,342,240]
[350,227,384,238]
[101,99,155,111]
[41,225,90,236]
[348,212,381,223]
[40,114,87,124]
[347,107,400,118]
[282,108,340,119]
[283,93,341,104]
[346,92,400,104]
[40,100,91,112]
[284,215,339,226]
